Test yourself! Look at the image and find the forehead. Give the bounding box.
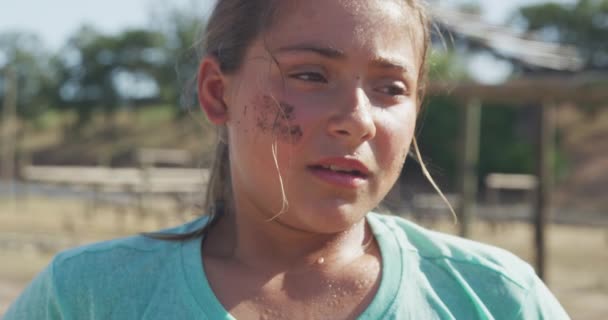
[265,0,423,66]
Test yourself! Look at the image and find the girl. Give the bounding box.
[6,0,569,319]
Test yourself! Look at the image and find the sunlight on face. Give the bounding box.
[224,0,423,233]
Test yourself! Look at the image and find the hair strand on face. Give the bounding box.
[412,137,458,224]
[266,139,290,221]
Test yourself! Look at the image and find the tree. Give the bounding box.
[0,32,55,120]
[54,26,167,125]
[515,0,608,70]
[147,1,208,115]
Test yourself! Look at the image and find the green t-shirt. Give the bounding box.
[4,213,569,319]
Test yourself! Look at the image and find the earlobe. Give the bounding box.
[198,57,229,124]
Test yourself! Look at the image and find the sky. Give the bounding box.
[0,0,576,51]
[0,0,211,50]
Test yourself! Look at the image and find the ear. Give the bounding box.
[197,56,229,125]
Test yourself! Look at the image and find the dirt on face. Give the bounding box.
[253,94,303,145]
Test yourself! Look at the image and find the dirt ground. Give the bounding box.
[1,197,607,319]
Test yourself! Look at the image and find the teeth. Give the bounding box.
[322,165,357,173]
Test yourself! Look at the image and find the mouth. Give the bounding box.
[307,158,370,188]
[308,164,368,178]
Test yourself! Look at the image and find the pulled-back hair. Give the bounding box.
[153,0,434,240]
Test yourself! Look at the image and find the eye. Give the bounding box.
[376,83,408,97]
[290,72,328,83]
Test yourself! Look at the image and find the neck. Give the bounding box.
[204,205,372,272]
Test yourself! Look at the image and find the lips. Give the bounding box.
[307,157,370,188]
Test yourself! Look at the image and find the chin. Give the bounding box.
[288,201,371,234]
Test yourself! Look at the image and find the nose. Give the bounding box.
[328,87,377,144]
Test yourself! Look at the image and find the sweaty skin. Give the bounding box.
[200,0,422,318]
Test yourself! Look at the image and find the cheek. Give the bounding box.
[376,107,417,171]
[248,94,304,145]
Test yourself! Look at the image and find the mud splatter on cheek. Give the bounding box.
[288,126,303,143]
[252,95,304,145]
[252,95,272,132]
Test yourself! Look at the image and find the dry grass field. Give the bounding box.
[1,196,606,319]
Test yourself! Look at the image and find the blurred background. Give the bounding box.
[0,0,606,318]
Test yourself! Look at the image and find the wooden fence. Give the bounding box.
[21,165,209,217]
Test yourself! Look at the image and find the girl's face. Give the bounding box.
[222,0,421,233]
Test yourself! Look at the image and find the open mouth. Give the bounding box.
[308,164,368,178]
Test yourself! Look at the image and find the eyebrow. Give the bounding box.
[370,57,411,74]
[273,44,346,59]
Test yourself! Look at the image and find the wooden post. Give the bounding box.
[534,102,556,281]
[458,99,482,238]
[1,66,18,211]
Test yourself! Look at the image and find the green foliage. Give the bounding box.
[0,32,55,119]
[421,51,537,186]
[478,106,535,176]
[418,97,536,188]
[427,51,469,81]
[517,0,608,69]
[417,95,462,185]
[2,1,208,127]
[54,26,167,125]
[149,2,206,116]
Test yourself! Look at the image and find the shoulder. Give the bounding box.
[51,233,177,281]
[372,214,538,297]
[49,217,208,308]
[6,216,211,318]
[368,213,570,319]
[369,212,535,288]
[52,215,207,274]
